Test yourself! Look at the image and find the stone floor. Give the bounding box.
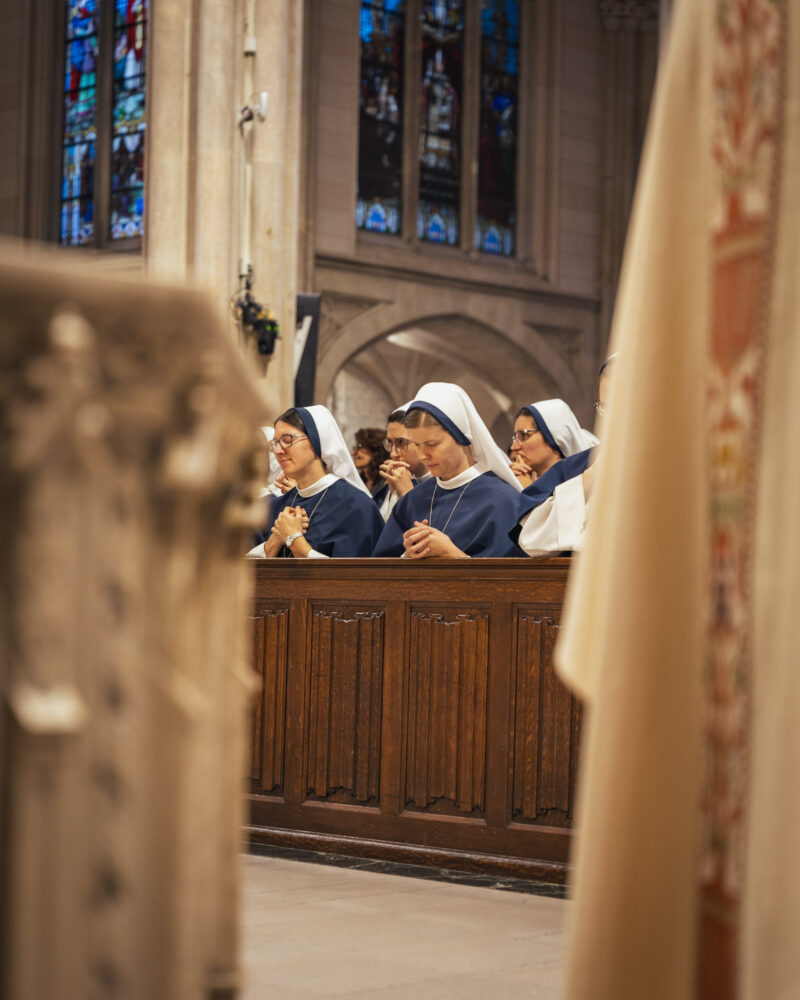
[241,852,569,999]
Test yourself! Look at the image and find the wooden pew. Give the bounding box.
[248,557,580,884]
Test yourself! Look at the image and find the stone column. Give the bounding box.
[145,0,239,292]
[248,0,306,415]
[597,3,659,360]
[145,0,305,417]
[0,240,267,1000]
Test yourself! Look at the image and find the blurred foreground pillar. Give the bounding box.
[0,242,267,1000]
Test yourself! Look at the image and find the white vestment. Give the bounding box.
[555,2,800,998]
[517,476,588,557]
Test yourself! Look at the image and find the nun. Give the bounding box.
[511,398,600,557]
[509,398,598,487]
[252,405,384,558]
[374,406,433,521]
[372,383,524,558]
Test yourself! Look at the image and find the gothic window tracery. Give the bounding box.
[356,0,522,258]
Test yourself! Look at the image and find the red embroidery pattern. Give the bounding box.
[698,1,782,997]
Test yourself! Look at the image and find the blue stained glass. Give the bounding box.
[481,0,519,35]
[417,201,458,245]
[360,0,403,40]
[61,199,95,245]
[110,131,144,239]
[111,189,144,240]
[418,0,463,245]
[60,0,147,246]
[113,86,146,133]
[64,34,98,94]
[357,1,405,236]
[477,0,519,256]
[62,3,99,245]
[113,3,147,89]
[64,91,97,142]
[62,142,95,200]
[66,0,98,39]
[114,42,146,85]
[111,0,148,240]
[115,0,148,27]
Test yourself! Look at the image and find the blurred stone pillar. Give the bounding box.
[0,241,267,1000]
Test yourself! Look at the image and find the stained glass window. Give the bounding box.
[111,0,147,240]
[357,0,405,236]
[418,0,464,246]
[62,1,99,245]
[476,0,518,256]
[60,0,148,247]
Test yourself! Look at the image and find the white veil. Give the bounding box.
[406,382,522,491]
[521,399,599,457]
[296,405,372,496]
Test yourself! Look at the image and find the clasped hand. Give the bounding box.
[510,458,536,489]
[275,472,297,494]
[272,506,309,542]
[379,459,414,496]
[402,519,464,559]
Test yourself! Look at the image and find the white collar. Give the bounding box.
[297,473,338,498]
[437,465,481,490]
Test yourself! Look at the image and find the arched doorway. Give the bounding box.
[325,313,574,449]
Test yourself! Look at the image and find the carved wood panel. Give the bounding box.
[403,607,489,815]
[511,610,580,825]
[251,606,289,795]
[248,561,576,880]
[305,606,384,805]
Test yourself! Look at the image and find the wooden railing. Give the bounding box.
[247,558,580,883]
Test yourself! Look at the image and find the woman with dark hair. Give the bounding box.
[375,406,432,520]
[509,398,598,488]
[372,383,524,558]
[351,427,389,497]
[251,406,384,558]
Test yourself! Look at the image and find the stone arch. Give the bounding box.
[316,294,585,412]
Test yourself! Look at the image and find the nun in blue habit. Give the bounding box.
[509,398,599,557]
[251,405,384,558]
[372,383,525,558]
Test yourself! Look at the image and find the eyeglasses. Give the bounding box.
[383,437,411,453]
[269,433,308,453]
[509,428,541,445]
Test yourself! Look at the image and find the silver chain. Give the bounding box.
[285,485,331,549]
[428,480,472,535]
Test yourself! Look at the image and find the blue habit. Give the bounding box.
[372,471,525,557]
[255,478,384,557]
[511,448,593,544]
